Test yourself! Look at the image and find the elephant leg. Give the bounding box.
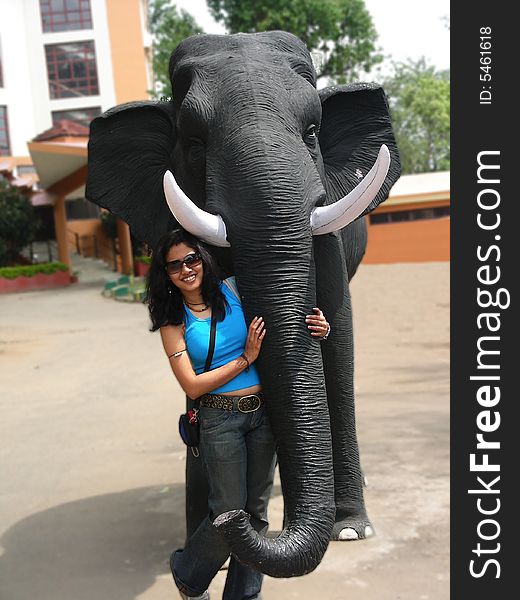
[314,235,374,541]
[340,219,368,281]
[185,396,209,541]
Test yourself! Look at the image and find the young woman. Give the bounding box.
[147,228,330,600]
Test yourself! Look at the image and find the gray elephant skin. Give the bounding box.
[86,31,401,578]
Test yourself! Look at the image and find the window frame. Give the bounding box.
[39,0,93,33]
[369,206,451,225]
[45,41,99,99]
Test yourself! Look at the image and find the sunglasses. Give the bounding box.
[165,252,203,275]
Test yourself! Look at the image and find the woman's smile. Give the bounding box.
[181,273,197,284]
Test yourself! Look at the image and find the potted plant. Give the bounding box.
[134,254,151,277]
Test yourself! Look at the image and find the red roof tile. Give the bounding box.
[33,120,90,142]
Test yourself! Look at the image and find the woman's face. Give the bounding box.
[165,242,204,294]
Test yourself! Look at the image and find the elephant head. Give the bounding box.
[86,31,400,577]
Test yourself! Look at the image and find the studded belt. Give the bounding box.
[199,392,264,413]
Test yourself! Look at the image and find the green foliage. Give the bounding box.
[383,59,450,174]
[135,255,152,264]
[207,0,382,82]
[0,262,69,279]
[148,0,204,98]
[0,178,39,267]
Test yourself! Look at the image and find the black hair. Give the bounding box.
[147,228,229,331]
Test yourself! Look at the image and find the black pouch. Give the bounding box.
[178,312,216,456]
[178,409,199,447]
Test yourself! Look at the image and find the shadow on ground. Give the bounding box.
[0,485,185,600]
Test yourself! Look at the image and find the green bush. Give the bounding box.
[134,255,152,264]
[0,262,69,279]
[0,178,39,266]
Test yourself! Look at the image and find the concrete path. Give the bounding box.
[0,262,449,600]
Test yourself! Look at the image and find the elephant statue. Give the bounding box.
[86,31,400,578]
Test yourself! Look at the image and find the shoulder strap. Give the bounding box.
[223,277,241,302]
[203,311,217,372]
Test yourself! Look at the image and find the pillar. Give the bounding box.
[53,195,71,268]
[116,218,134,275]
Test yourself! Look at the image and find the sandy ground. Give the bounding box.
[0,261,449,600]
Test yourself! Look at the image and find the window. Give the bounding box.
[45,42,99,99]
[17,165,37,176]
[0,35,3,87]
[66,198,100,220]
[52,106,101,128]
[370,206,450,225]
[0,106,11,156]
[40,0,92,33]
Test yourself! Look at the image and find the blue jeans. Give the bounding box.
[172,403,276,599]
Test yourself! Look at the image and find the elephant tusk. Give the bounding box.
[163,171,230,247]
[310,144,391,235]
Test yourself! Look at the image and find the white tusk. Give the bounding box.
[163,171,230,247]
[310,144,391,235]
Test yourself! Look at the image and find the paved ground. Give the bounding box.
[0,259,449,600]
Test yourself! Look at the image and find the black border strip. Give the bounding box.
[451,3,515,596]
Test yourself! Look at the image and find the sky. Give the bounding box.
[170,0,450,74]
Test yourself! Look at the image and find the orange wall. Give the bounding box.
[363,216,450,264]
[105,0,149,102]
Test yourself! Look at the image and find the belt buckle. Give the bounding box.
[237,394,261,413]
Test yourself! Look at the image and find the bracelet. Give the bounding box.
[168,348,187,359]
[240,353,250,372]
[321,323,331,341]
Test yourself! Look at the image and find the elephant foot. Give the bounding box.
[331,517,375,541]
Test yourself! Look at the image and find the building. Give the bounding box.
[363,170,450,264]
[0,0,151,271]
[0,0,151,159]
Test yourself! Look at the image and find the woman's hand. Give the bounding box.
[306,308,330,339]
[244,316,266,363]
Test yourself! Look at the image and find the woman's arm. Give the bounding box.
[160,317,265,399]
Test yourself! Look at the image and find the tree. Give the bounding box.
[207,0,382,82]
[383,59,450,174]
[0,178,38,266]
[148,0,204,98]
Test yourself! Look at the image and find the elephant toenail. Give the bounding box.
[338,527,359,540]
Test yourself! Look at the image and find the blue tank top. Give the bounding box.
[183,279,261,394]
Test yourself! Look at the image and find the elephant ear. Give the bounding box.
[86,101,177,248]
[318,83,401,214]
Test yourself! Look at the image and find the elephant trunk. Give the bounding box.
[213,233,336,576]
[214,507,334,577]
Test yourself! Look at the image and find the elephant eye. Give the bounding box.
[187,138,206,167]
[304,125,318,147]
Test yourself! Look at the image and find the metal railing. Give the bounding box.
[27,240,56,263]
[66,229,119,271]
[23,234,120,272]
